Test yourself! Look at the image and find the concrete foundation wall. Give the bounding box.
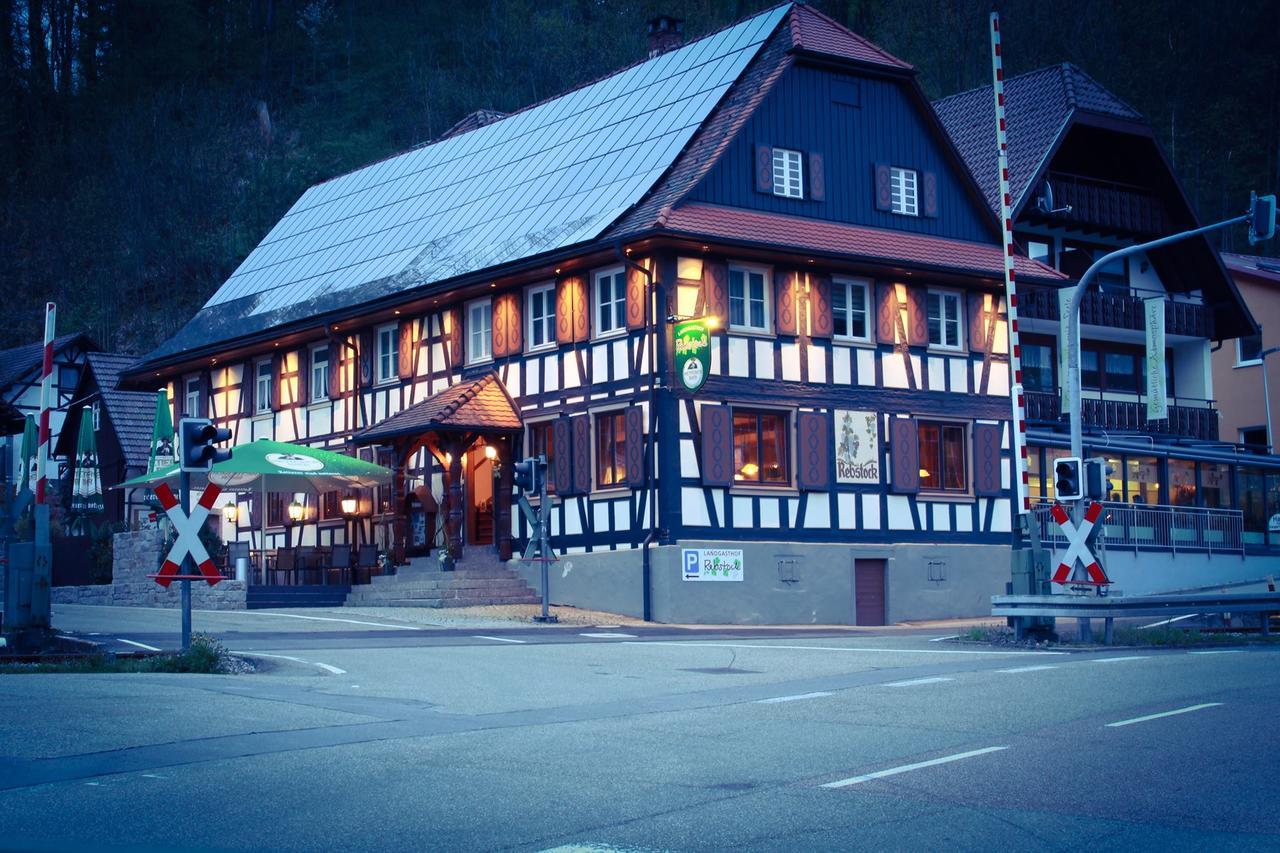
[1082,550,1279,596]
[516,540,1010,625]
[49,528,246,611]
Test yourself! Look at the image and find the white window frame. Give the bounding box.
[310,344,330,403]
[467,298,493,364]
[727,263,771,333]
[254,359,272,414]
[926,288,964,351]
[526,283,557,352]
[593,267,627,339]
[1236,335,1263,367]
[376,324,399,384]
[771,147,804,199]
[184,376,201,418]
[91,401,101,432]
[831,277,871,343]
[890,166,919,216]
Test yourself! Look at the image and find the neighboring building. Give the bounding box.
[937,64,1280,572]
[0,333,97,493]
[54,353,157,528]
[1214,253,1280,452]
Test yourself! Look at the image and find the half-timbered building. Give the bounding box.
[937,64,1280,588]
[129,4,1072,623]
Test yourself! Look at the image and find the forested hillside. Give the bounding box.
[2,0,1277,353]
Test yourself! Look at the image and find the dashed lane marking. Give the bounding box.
[625,641,1066,656]
[1090,656,1151,664]
[997,665,1058,674]
[580,632,638,639]
[755,692,833,704]
[230,611,423,630]
[473,635,527,644]
[116,638,162,652]
[929,635,960,642]
[1106,703,1223,728]
[236,652,345,675]
[1188,649,1244,655]
[883,677,953,687]
[822,746,1009,788]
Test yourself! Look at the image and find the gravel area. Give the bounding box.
[334,604,648,629]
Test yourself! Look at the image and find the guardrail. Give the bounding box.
[1032,500,1244,556]
[992,592,1280,644]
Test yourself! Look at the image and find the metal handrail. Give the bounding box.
[1032,499,1244,556]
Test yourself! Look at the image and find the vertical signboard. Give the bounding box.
[1145,298,1167,420]
[674,317,713,393]
[1058,288,1075,413]
[834,409,880,484]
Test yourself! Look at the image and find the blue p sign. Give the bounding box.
[683,549,700,578]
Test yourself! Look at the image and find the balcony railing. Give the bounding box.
[1024,390,1219,441]
[1036,172,1169,235]
[1033,500,1244,556]
[1020,284,1210,339]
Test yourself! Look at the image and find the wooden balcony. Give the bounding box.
[1020,284,1210,338]
[1036,172,1169,235]
[1025,391,1219,441]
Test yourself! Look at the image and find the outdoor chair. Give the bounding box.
[329,546,353,585]
[275,548,297,586]
[356,544,379,585]
[297,546,319,584]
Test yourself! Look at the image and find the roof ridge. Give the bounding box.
[790,2,912,69]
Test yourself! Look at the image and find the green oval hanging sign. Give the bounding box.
[674,317,714,393]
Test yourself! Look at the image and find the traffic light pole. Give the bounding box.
[178,468,192,651]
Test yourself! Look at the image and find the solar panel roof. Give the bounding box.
[199,5,787,326]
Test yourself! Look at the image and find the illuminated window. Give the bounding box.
[184,377,201,418]
[917,421,966,492]
[528,421,556,494]
[732,410,788,485]
[771,148,803,199]
[890,167,918,216]
[594,411,627,488]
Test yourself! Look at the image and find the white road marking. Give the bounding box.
[1090,656,1150,664]
[580,632,638,639]
[1140,613,1198,629]
[594,625,622,629]
[1188,649,1244,655]
[1106,703,1223,728]
[473,635,527,644]
[883,677,953,687]
[626,641,1065,656]
[230,611,423,630]
[997,665,1059,674]
[822,746,1009,788]
[236,652,345,675]
[928,635,960,642]
[755,692,833,704]
[116,638,161,651]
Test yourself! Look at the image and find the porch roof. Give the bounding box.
[355,373,522,445]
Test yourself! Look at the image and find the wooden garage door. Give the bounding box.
[854,559,887,626]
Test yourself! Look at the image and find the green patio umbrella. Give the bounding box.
[70,405,104,527]
[18,413,36,495]
[118,439,392,557]
[149,388,175,473]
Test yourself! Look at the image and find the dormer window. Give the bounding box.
[890,167,918,216]
[772,148,804,199]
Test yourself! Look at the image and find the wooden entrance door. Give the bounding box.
[467,451,494,546]
[854,559,887,626]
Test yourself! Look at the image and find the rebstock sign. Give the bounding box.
[674,317,713,393]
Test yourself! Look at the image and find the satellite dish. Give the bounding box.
[1036,180,1073,215]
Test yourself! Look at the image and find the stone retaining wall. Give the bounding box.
[49,528,246,610]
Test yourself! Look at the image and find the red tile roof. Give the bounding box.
[357,373,522,443]
[788,4,912,70]
[661,203,1065,283]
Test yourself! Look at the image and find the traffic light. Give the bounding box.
[1054,456,1083,502]
[180,418,232,472]
[513,457,541,493]
[1084,457,1114,501]
[1249,192,1276,246]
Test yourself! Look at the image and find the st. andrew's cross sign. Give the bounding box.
[1049,501,1110,587]
[151,481,225,587]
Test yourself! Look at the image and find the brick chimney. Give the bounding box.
[646,15,684,58]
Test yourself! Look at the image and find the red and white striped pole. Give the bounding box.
[35,302,55,506]
[989,14,1030,519]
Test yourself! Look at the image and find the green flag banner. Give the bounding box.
[150,388,175,473]
[1145,297,1168,420]
[674,317,715,394]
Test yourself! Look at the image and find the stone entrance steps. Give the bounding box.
[344,554,540,608]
